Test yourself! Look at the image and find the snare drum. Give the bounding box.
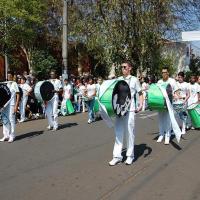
[34,81,54,103]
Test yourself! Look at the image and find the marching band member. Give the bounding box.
[46,70,63,131]
[175,72,190,134]
[0,71,20,143]
[157,67,180,145]
[18,76,32,122]
[109,61,143,166]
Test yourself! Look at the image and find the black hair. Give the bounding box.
[178,71,184,77]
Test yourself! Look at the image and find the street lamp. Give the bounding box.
[62,0,68,80]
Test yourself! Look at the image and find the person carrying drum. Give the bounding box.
[0,71,20,143]
[174,72,190,134]
[109,61,143,166]
[157,67,180,145]
[18,76,32,122]
[46,70,63,131]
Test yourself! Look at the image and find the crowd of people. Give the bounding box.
[0,65,199,170]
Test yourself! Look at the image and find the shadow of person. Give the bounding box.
[170,135,182,151]
[122,144,152,162]
[58,122,78,130]
[15,131,44,141]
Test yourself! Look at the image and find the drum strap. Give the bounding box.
[158,85,182,143]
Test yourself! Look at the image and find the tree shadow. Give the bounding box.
[15,131,44,141]
[122,143,152,162]
[58,122,78,130]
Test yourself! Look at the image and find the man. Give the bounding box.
[46,70,63,131]
[18,76,32,122]
[157,67,180,144]
[109,61,143,166]
[0,71,20,143]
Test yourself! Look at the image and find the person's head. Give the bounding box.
[50,70,56,79]
[177,71,185,83]
[98,77,103,85]
[88,76,94,85]
[64,78,69,85]
[20,76,27,84]
[7,71,14,81]
[161,67,169,81]
[121,61,132,77]
[190,75,196,84]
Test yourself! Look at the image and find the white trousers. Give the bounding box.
[20,96,28,121]
[158,111,171,136]
[45,96,59,129]
[2,104,16,139]
[113,111,135,159]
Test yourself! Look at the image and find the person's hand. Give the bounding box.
[14,106,18,114]
[135,105,143,113]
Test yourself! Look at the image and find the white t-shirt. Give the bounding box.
[6,81,19,106]
[86,84,96,98]
[118,75,142,111]
[63,84,72,99]
[79,85,86,96]
[188,83,200,106]
[176,81,189,98]
[157,78,179,93]
[19,83,32,98]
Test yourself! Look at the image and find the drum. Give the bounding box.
[187,104,200,128]
[99,79,131,117]
[0,83,11,109]
[34,81,54,103]
[147,83,172,111]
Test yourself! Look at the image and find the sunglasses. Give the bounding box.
[121,65,128,69]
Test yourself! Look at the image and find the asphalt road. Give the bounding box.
[0,111,199,200]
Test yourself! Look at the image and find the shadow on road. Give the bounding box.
[59,123,78,130]
[15,131,44,141]
[122,144,152,162]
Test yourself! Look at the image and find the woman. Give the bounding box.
[83,76,96,124]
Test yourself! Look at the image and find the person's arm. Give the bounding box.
[14,92,20,113]
[136,91,144,112]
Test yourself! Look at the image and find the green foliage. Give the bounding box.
[189,54,200,75]
[32,50,57,80]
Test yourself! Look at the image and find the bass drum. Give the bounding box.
[34,81,54,103]
[0,83,11,109]
[99,79,131,117]
[147,83,173,111]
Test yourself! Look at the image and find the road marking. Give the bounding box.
[139,113,157,119]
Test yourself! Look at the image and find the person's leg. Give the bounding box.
[0,106,10,141]
[9,105,16,141]
[157,112,165,142]
[125,112,135,164]
[52,97,59,130]
[45,101,54,128]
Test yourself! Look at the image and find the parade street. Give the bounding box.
[0,111,199,200]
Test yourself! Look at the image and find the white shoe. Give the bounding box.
[191,127,195,130]
[47,125,53,130]
[18,119,25,123]
[52,127,58,131]
[125,157,134,165]
[109,158,122,166]
[157,135,164,143]
[164,135,170,145]
[88,119,92,124]
[8,137,15,143]
[0,137,9,142]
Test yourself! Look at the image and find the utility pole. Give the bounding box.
[62,0,68,80]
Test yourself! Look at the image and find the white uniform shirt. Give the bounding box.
[176,81,189,99]
[79,85,86,96]
[6,81,19,106]
[63,84,72,99]
[118,75,142,111]
[188,83,200,106]
[157,78,179,93]
[86,84,96,98]
[19,83,32,98]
